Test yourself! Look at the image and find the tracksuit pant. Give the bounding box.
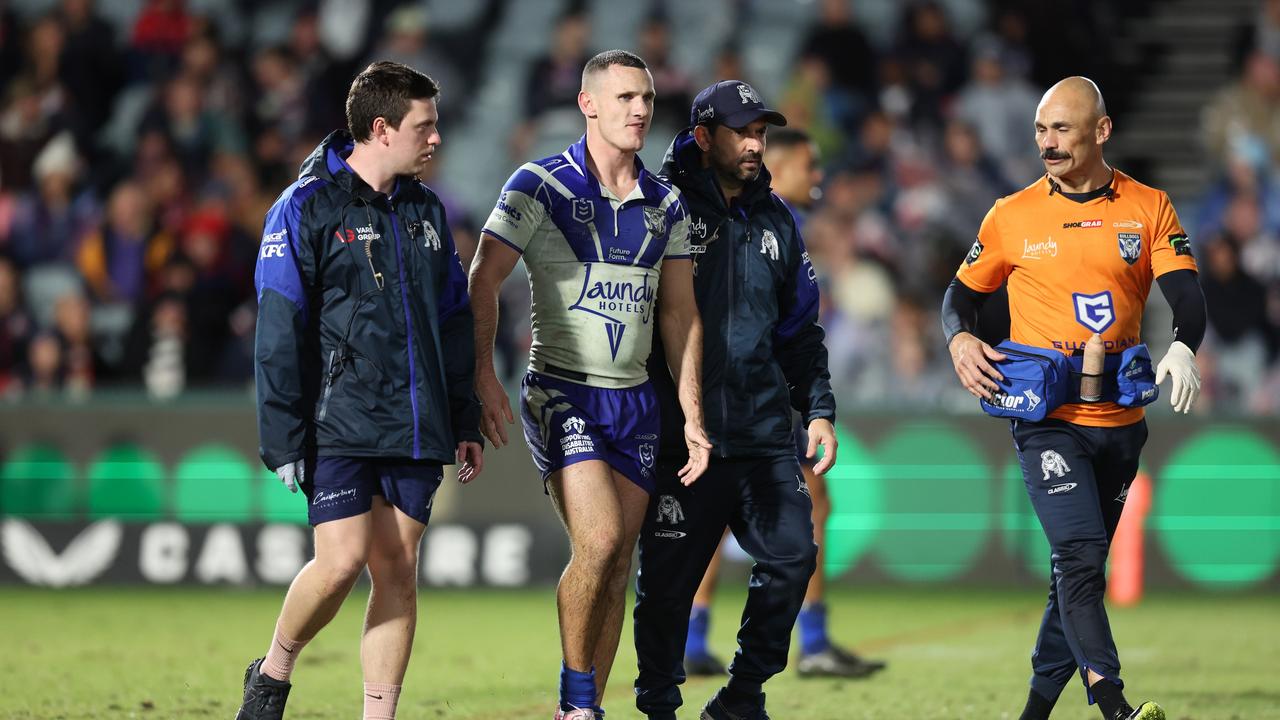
[1011,417,1148,702]
[633,454,817,717]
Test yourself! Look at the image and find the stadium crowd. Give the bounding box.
[0,0,1275,414]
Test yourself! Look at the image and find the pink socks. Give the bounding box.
[363,682,402,719]
[261,625,308,682]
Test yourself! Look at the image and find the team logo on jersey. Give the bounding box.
[1040,450,1071,482]
[639,443,654,469]
[572,198,595,224]
[562,416,586,435]
[760,229,779,260]
[1117,232,1141,265]
[1072,291,1116,333]
[643,206,667,236]
[656,495,685,524]
[422,221,442,251]
[1169,233,1193,257]
[965,238,983,265]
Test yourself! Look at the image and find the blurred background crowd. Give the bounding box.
[0,0,1276,415]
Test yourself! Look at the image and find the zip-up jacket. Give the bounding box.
[648,128,835,460]
[254,130,481,470]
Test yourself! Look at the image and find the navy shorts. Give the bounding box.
[302,456,443,527]
[520,370,660,493]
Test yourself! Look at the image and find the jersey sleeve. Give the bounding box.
[1150,192,1198,278]
[481,163,548,253]
[954,203,1011,292]
[664,191,692,259]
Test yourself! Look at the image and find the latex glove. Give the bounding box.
[1155,340,1200,414]
[275,459,306,493]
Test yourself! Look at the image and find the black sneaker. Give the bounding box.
[700,690,769,720]
[684,651,728,677]
[796,643,886,678]
[235,658,291,720]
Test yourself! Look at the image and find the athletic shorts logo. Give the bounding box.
[562,416,586,435]
[639,443,654,469]
[656,495,684,524]
[1048,482,1077,495]
[1072,291,1116,333]
[572,197,595,224]
[796,474,810,497]
[653,530,687,539]
[965,238,983,265]
[1115,484,1130,503]
[1117,233,1141,265]
[643,206,667,236]
[313,488,358,506]
[1040,450,1071,481]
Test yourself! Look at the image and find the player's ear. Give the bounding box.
[1096,115,1112,145]
[370,116,388,146]
[578,90,597,119]
[693,124,713,152]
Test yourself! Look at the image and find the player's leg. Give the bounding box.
[588,467,649,705]
[709,456,816,719]
[634,460,731,720]
[685,533,728,676]
[1014,419,1137,720]
[548,459,629,716]
[237,457,377,719]
[359,461,441,719]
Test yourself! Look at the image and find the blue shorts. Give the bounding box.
[520,370,660,493]
[302,456,443,526]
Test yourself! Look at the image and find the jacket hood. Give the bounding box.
[660,127,775,210]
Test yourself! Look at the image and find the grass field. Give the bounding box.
[0,586,1276,719]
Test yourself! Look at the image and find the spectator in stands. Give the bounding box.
[509,10,591,160]
[76,180,172,304]
[795,0,877,130]
[24,331,63,397]
[953,38,1042,183]
[892,1,967,133]
[935,118,1016,244]
[0,74,67,194]
[49,290,100,398]
[1200,232,1273,407]
[57,0,124,157]
[1203,52,1280,168]
[0,255,32,397]
[128,0,192,83]
[4,131,99,269]
[366,6,464,127]
[639,13,694,132]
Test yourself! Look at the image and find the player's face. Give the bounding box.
[1034,96,1105,182]
[583,66,655,153]
[707,120,769,187]
[387,98,441,177]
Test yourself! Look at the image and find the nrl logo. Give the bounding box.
[572,198,594,224]
[639,443,655,469]
[562,416,586,435]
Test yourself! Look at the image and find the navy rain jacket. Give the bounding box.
[254,130,481,470]
[648,129,835,460]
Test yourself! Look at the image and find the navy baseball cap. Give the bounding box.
[690,80,788,129]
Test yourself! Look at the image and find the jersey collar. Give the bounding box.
[564,134,650,203]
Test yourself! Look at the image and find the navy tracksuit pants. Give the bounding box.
[1012,417,1147,702]
[633,454,817,717]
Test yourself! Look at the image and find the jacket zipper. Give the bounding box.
[721,217,734,459]
[389,208,421,459]
[316,349,337,421]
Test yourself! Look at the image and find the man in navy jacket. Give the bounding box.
[633,81,836,720]
[239,61,482,720]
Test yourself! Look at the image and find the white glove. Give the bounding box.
[1155,340,1200,414]
[274,460,306,493]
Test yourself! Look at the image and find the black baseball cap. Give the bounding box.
[689,80,788,129]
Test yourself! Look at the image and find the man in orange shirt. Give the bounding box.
[943,77,1205,720]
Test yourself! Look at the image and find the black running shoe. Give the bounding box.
[235,657,291,720]
[684,652,728,677]
[796,643,887,678]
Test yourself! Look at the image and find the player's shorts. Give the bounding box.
[303,456,443,527]
[520,369,660,493]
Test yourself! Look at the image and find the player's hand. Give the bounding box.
[1155,340,1200,414]
[806,418,838,476]
[678,422,713,486]
[274,459,305,493]
[475,371,514,447]
[948,332,1006,400]
[456,441,484,484]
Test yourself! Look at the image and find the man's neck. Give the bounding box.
[584,129,638,198]
[346,144,397,196]
[1054,162,1113,195]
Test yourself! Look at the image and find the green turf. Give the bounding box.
[0,586,1275,719]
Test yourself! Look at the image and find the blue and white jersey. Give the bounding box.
[483,135,692,388]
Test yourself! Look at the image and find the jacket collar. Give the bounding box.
[299,130,421,205]
[659,128,774,213]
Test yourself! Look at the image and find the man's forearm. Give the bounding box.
[469,276,500,376]
[660,306,705,426]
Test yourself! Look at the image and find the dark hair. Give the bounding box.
[765,127,811,151]
[581,50,648,87]
[346,61,440,142]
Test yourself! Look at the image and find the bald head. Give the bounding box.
[1040,76,1107,122]
[1034,76,1114,191]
